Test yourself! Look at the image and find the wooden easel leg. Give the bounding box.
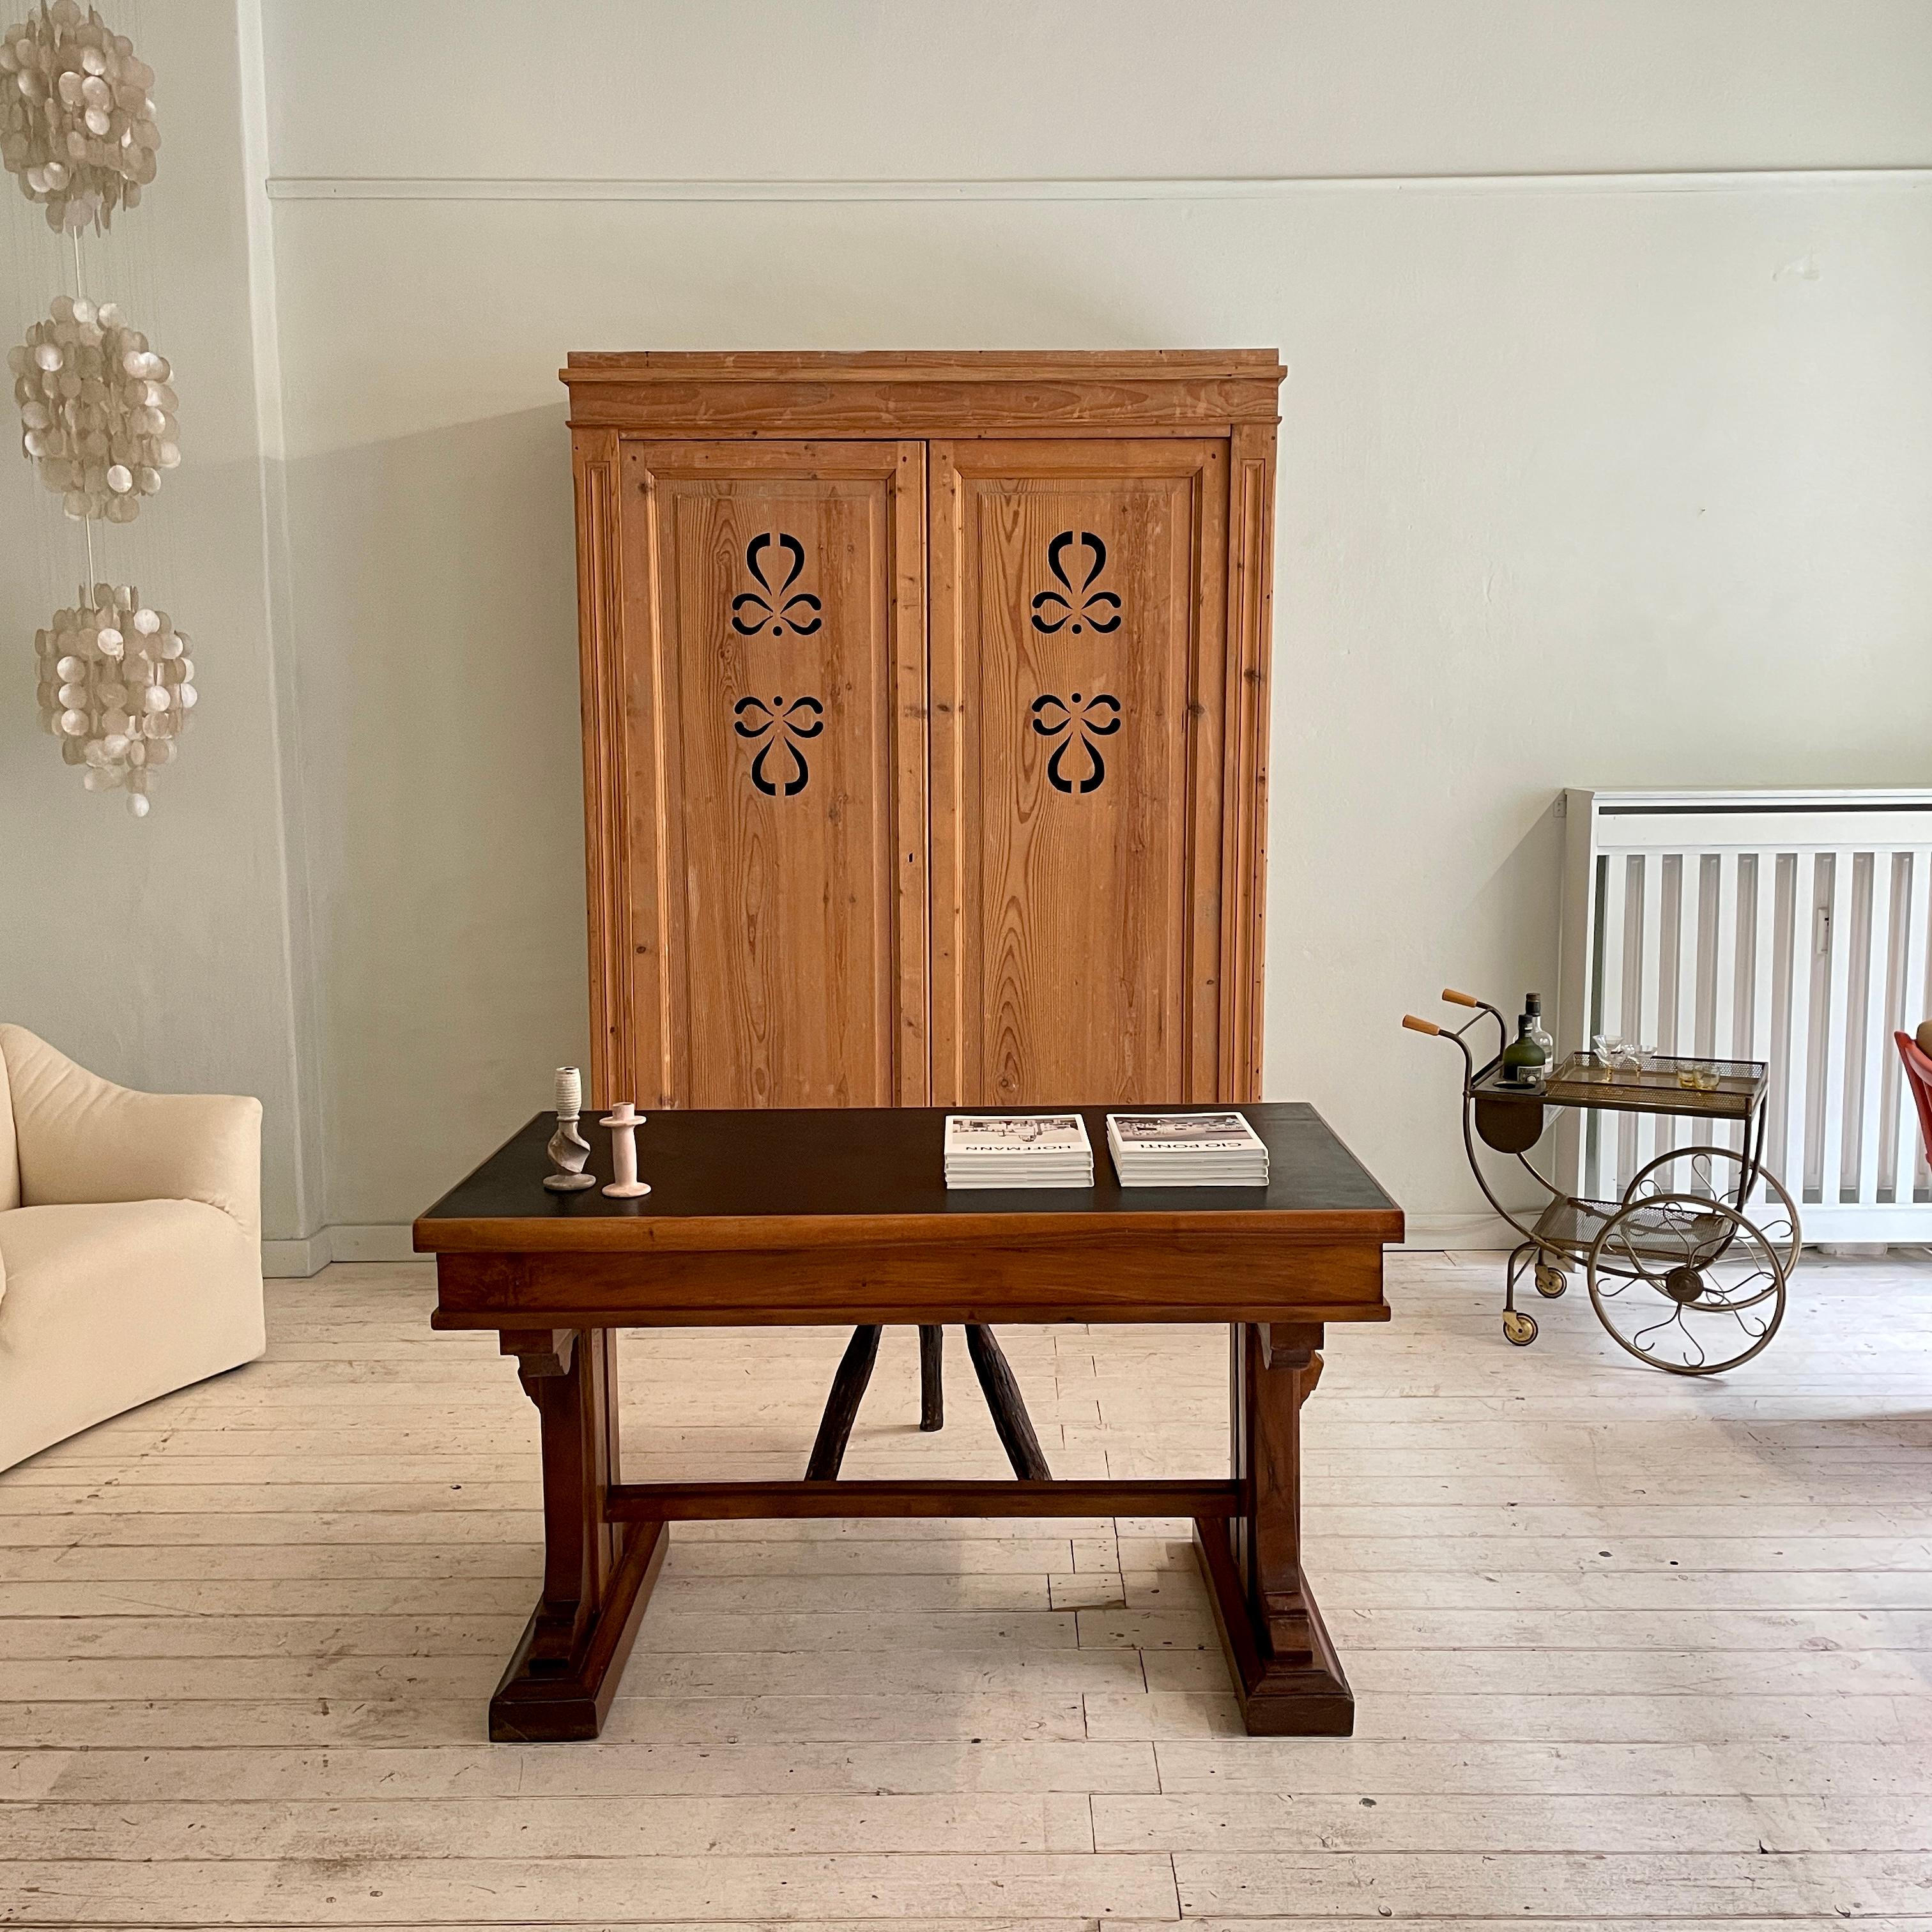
[490,1328,664,1742]
[1195,1321,1353,1735]
[806,1325,884,1479]
[965,1325,1052,1480]
[919,1324,945,1431]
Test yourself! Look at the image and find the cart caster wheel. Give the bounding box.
[1502,1310,1538,1346]
[1534,1263,1567,1298]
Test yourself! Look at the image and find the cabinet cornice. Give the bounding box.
[561,349,1287,434]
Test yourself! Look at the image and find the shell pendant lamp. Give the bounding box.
[34,583,194,816]
[11,293,178,521]
[0,0,159,234]
[7,2,191,817]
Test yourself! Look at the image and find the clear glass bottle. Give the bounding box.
[1524,993,1556,1081]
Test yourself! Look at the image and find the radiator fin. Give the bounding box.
[1561,792,1932,1241]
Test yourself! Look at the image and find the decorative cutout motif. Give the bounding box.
[1031,691,1120,795]
[1030,530,1120,635]
[733,693,824,797]
[731,532,822,636]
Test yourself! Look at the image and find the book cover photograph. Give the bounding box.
[1106,1110,1269,1187]
[944,1114,1094,1190]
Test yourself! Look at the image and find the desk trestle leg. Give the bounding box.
[1196,1320,1354,1735]
[490,1327,665,1742]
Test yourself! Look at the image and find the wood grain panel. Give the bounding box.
[572,355,1285,1129]
[429,1237,1391,1330]
[569,432,632,1108]
[616,441,924,1109]
[604,1480,1242,1521]
[930,440,1229,1105]
[562,349,1288,436]
[1223,422,1278,1101]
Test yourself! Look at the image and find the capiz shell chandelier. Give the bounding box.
[34,583,195,818]
[0,0,158,234]
[11,292,178,521]
[8,1,190,816]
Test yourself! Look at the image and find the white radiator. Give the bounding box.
[1556,788,1932,1244]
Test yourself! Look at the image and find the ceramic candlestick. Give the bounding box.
[542,1066,597,1192]
[601,1100,651,1199]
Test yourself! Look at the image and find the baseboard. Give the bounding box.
[270,1215,1523,1268]
[267,1216,1521,1270]
[262,1224,430,1277]
[261,1234,331,1277]
[265,1214,1912,1276]
[1398,1216,1922,1259]
[329,1223,429,1263]
[1399,1213,1519,1252]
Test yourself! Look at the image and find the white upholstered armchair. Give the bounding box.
[0,1025,265,1473]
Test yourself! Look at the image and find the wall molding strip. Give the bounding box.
[264,167,1932,204]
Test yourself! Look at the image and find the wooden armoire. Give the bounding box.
[560,351,1285,1114]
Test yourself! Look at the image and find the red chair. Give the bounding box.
[1894,1025,1932,1167]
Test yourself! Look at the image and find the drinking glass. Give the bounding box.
[1595,1036,1652,1077]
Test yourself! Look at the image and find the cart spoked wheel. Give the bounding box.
[1501,1309,1538,1346]
[1620,1145,1802,1284]
[1533,1259,1568,1298]
[1586,1190,1788,1376]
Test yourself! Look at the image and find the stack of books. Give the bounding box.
[1105,1111,1270,1187]
[944,1113,1094,1190]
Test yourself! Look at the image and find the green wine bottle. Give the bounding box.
[1501,1013,1547,1088]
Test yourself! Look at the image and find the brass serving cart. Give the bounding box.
[1404,989,1800,1374]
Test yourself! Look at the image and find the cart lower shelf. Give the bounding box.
[1529,1192,1735,1266]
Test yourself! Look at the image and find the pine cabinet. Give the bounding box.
[560,351,1285,1114]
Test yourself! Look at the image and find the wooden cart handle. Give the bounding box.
[1441,988,1481,1008]
[1402,1014,1443,1035]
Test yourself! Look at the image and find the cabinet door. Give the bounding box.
[930,438,1229,1105]
[611,440,926,1108]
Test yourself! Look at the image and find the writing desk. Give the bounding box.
[415,1103,1403,1742]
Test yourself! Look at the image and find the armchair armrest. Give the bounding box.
[0,1025,262,1250]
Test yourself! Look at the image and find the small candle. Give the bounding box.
[554,1066,582,1117]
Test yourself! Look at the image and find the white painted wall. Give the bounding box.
[0,1,316,1241]
[265,0,1932,180]
[12,3,1931,1250]
[256,0,1932,1240]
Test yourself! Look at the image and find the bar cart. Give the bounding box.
[1404,990,1800,1375]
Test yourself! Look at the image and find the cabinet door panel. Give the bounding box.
[930,439,1228,1105]
[615,441,926,1108]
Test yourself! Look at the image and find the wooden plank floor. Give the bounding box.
[2,1249,1930,1929]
